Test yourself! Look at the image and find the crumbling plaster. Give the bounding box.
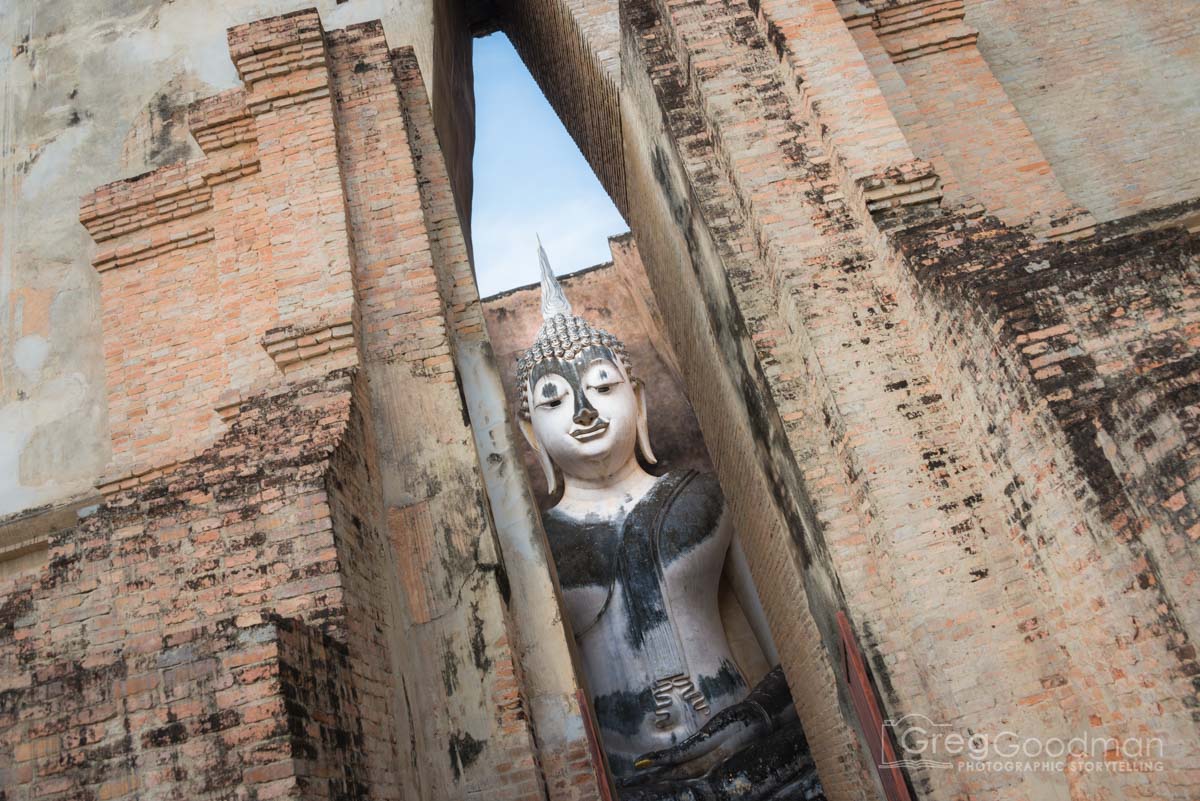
[0,0,448,517]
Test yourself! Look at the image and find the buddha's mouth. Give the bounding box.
[570,420,609,441]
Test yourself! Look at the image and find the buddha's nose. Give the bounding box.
[573,407,598,427]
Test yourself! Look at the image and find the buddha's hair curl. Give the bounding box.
[516,313,634,419]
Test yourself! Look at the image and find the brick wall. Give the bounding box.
[326,21,561,799]
[968,0,1200,223]
[866,1,1092,236]
[275,616,371,800]
[80,8,359,492]
[620,2,883,797]
[0,370,361,800]
[322,369,404,800]
[0,9,580,801]
[614,0,1200,797]
[900,212,1200,717]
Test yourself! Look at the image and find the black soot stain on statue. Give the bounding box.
[618,472,717,651]
[658,472,724,564]
[594,685,656,737]
[698,658,746,703]
[542,512,619,590]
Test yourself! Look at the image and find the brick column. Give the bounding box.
[79,8,362,492]
[393,44,612,800]
[752,0,941,216]
[326,21,569,799]
[863,0,1096,237]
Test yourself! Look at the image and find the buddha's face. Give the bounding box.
[529,346,639,483]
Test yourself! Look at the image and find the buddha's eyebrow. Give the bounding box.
[585,361,621,382]
[539,382,564,400]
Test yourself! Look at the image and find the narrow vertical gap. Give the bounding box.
[471,32,627,296]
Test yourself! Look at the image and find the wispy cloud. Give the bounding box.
[471,33,628,298]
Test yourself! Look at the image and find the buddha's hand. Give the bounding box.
[628,667,798,783]
[628,700,771,782]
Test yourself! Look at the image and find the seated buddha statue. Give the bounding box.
[516,244,826,801]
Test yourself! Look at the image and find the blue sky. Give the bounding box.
[470,33,629,298]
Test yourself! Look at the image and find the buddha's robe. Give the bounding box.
[543,469,749,776]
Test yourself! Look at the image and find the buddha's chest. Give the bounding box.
[544,470,728,648]
[556,529,728,652]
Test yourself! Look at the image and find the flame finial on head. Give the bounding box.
[538,235,573,319]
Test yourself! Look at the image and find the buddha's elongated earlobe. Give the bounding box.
[635,380,658,465]
[519,416,559,494]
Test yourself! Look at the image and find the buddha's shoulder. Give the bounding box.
[659,468,726,537]
[661,468,724,508]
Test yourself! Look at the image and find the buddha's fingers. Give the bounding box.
[633,719,733,770]
[635,701,771,771]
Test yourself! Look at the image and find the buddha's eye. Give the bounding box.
[593,385,612,394]
[537,381,566,409]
